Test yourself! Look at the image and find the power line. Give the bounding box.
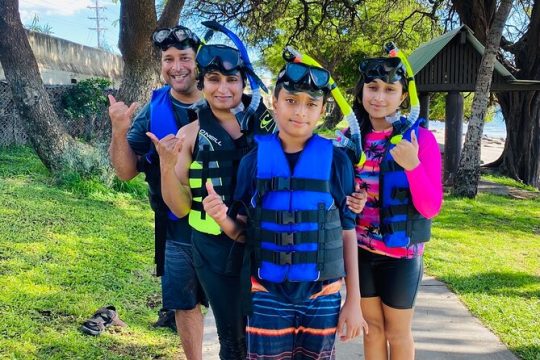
[88,0,107,48]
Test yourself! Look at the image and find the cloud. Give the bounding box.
[19,0,93,21]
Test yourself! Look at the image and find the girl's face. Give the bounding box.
[202,70,244,111]
[361,79,407,122]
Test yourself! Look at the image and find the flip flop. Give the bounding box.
[80,305,126,336]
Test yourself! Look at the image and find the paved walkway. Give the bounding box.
[202,276,518,359]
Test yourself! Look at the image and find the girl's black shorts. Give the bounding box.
[358,247,423,309]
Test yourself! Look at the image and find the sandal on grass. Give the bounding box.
[80,305,126,336]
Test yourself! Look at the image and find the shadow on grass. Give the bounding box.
[441,271,540,299]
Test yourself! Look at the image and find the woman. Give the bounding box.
[159,43,275,360]
[352,56,443,359]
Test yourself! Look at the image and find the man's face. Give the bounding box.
[161,47,197,97]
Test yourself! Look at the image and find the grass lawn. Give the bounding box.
[0,147,179,359]
[1,146,538,359]
[426,192,539,360]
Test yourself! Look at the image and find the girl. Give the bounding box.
[352,56,443,359]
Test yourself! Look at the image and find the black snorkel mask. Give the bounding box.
[152,25,200,51]
[359,57,407,84]
[276,62,332,96]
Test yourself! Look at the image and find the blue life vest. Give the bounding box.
[379,118,432,247]
[250,134,344,283]
[141,86,191,275]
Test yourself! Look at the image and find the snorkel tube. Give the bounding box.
[283,46,366,166]
[201,21,268,132]
[384,42,420,144]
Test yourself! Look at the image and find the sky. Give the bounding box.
[19,0,122,53]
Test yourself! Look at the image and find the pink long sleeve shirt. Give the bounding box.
[355,126,443,258]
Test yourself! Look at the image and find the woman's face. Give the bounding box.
[202,70,244,111]
[361,79,407,121]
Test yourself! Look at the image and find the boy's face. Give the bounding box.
[273,88,326,140]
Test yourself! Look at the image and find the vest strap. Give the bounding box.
[381,204,409,218]
[391,187,410,201]
[256,177,330,193]
[259,227,342,247]
[260,247,343,266]
[191,186,232,199]
[189,166,235,179]
[257,207,340,225]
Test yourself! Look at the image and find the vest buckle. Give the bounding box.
[272,177,291,191]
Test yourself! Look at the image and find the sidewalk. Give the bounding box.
[202,276,519,359]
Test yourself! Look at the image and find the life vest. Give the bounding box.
[378,117,432,247]
[249,134,344,283]
[138,85,191,275]
[188,97,276,235]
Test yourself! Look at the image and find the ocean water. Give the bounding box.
[427,109,507,139]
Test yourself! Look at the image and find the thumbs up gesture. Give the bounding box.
[389,130,420,171]
[202,181,228,224]
[108,94,139,133]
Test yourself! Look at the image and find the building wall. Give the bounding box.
[0,30,123,86]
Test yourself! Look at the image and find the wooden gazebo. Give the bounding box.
[408,25,540,181]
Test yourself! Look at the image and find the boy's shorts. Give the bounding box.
[161,239,208,310]
[246,285,341,360]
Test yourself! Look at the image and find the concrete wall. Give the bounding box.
[0,30,123,87]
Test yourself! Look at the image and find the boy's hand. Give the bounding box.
[337,299,368,342]
[347,182,367,214]
[203,181,228,225]
[390,131,420,171]
[146,132,184,169]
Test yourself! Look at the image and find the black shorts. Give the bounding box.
[358,247,423,309]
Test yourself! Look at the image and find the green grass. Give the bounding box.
[0,147,179,359]
[482,174,539,192]
[2,146,539,359]
[426,193,540,360]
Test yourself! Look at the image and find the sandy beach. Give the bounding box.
[430,129,505,165]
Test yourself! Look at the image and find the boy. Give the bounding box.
[203,60,368,359]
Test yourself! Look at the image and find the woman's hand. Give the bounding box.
[347,183,367,214]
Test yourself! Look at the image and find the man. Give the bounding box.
[108,25,207,360]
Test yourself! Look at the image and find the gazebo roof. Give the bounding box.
[407,25,540,92]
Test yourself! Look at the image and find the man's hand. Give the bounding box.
[337,298,368,342]
[108,94,139,133]
[146,132,184,170]
[202,181,229,225]
[347,182,367,214]
[390,131,420,171]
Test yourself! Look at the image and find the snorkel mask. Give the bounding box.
[358,57,407,85]
[196,44,245,76]
[152,25,201,51]
[276,62,332,96]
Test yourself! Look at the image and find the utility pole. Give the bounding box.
[88,0,107,48]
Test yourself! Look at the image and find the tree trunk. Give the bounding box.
[498,91,540,188]
[0,0,103,175]
[453,0,513,197]
[116,0,184,105]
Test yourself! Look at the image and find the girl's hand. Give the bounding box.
[347,183,367,214]
[390,131,420,171]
